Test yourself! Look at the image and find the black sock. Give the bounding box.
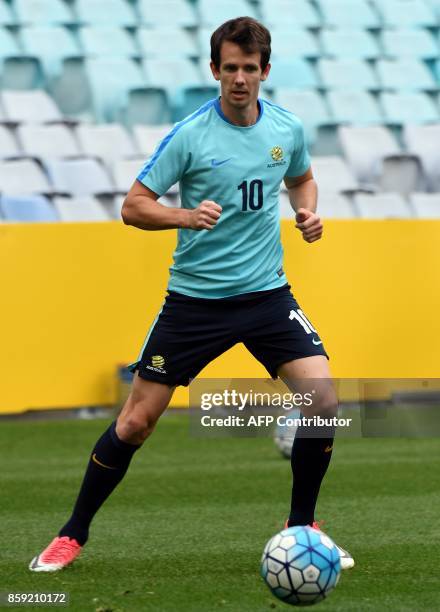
[59,421,140,545]
[288,428,335,527]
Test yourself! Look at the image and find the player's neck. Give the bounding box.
[219,96,260,127]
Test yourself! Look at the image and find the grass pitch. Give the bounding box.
[1,415,439,611]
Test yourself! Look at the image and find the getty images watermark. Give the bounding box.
[198,388,352,429]
[188,378,440,438]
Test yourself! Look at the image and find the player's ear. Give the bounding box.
[210,61,221,81]
[260,63,271,82]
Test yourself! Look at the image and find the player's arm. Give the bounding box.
[121,180,222,231]
[284,168,322,243]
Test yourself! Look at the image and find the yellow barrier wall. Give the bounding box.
[1,220,439,413]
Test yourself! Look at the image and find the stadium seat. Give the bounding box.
[111,156,152,192]
[0,53,43,91]
[339,125,423,194]
[0,159,52,194]
[79,27,138,58]
[410,193,440,218]
[53,196,111,221]
[0,125,21,158]
[316,193,356,218]
[373,0,437,28]
[1,90,64,123]
[272,89,335,149]
[132,124,173,155]
[320,29,380,60]
[198,28,214,59]
[16,124,80,159]
[382,29,438,61]
[198,58,221,87]
[0,0,16,26]
[75,123,138,163]
[280,190,355,219]
[48,58,91,118]
[318,59,379,91]
[354,192,412,218]
[266,59,319,90]
[137,28,198,59]
[259,0,321,28]
[142,58,202,90]
[380,92,440,125]
[279,191,294,218]
[0,194,58,222]
[13,0,74,25]
[198,0,257,27]
[403,124,440,190]
[137,0,197,28]
[20,26,82,80]
[376,59,438,91]
[142,58,217,121]
[85,58,170,125]
[75,0,137,27]
[327,91,384,125]
[270,29,320,60]
[46,158,115,196]
[311,156,359,193]
[114,157,179,195]
[0,27,21,59]
[316,0,380,28]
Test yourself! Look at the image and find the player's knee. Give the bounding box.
[302,392,338,419]
[117,410,158,445]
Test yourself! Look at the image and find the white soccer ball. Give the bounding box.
[273,409,301,458]
[261,525,341,606]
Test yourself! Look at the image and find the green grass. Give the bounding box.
[1,415,439,611]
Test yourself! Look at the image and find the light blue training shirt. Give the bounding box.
[137,97,310,299]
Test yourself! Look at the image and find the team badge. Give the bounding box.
[151,355,165,368]
[270,146,284,162]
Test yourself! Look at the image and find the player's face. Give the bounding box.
[210,41,271,110]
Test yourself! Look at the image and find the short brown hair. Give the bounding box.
[210,17,271,71]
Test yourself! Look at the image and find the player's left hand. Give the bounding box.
[295,208,323,243]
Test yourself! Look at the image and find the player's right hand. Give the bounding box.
[188,200,222,230]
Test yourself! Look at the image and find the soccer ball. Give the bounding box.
[261,525,341,606]
[273,409,301,458]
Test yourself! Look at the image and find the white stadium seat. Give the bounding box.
[338,126,423,195]
[75,123,138,164]
[410,193,440,218]
[403,124,440,191]
[0,159,52,194]
[310,156,359,193]
[0,125,22,158]
[1,90,64,123]
[53,196,111,221]
[17,124,80,159]
[111,156,150,192]
[132,124,173,156]
[316,193,356,218]
[354,192,412,218]
[46,158,115,196]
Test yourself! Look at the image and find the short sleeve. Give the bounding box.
[137,127,188,196]
[285,119,311,178]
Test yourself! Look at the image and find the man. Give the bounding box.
[30,17,354,572]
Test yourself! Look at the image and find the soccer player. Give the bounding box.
[30,17,354,572]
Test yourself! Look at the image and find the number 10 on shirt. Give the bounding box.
[238,179,264,211]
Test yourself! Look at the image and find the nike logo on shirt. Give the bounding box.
[211,158,232,167]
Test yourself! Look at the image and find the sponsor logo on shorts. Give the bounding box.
[312,338,323,345]
[146,355,167,374]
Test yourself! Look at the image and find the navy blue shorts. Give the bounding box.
[128,284,328,387]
